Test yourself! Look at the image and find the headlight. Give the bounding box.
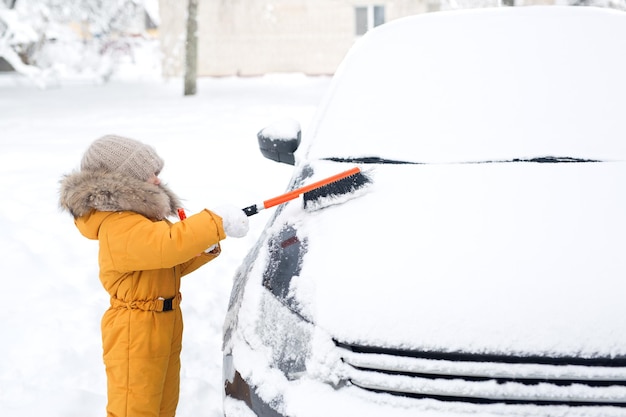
[249,223,314,380]
[256,289,313,380]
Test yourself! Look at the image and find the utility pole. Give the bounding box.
[184,0,198,96]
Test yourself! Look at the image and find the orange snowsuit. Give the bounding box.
[75,209,225,417]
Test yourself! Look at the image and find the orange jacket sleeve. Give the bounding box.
[99,209,225,272]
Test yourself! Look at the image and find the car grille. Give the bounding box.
[336,341,626,408]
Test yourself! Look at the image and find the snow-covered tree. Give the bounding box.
[0,1,45,85]
[0,0,158,87]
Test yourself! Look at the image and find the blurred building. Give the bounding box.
[157,0,625,77]
[158,0,432,77]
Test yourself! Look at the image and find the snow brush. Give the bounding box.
[242,166,370,216]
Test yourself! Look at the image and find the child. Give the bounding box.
[59,135,248,417]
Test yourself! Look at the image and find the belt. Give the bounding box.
[110,292,182,312]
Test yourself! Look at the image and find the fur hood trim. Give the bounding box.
[59,170,182,221]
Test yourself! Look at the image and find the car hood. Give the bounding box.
[287,160,626,358]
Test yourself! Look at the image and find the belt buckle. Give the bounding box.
[162,297,174,312]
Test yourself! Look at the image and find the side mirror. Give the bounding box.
[257,119,301,165]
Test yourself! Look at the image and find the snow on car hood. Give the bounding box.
[288,161,626,358]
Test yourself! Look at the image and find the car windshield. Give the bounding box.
[303,8,626,164]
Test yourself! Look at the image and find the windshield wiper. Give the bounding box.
[324,156,601,164]
[324,157,418,164]
[509,156,600,163]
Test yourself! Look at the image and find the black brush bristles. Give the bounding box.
[303,170,371,210]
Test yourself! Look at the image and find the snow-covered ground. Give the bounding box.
[0,72,331,417]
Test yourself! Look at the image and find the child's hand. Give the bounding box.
[213,205,249,238]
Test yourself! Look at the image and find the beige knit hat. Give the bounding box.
[81,135,164,181]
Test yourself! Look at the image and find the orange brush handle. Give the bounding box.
[263,167,361,209]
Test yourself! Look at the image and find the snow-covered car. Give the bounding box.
[222,6,626,417]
